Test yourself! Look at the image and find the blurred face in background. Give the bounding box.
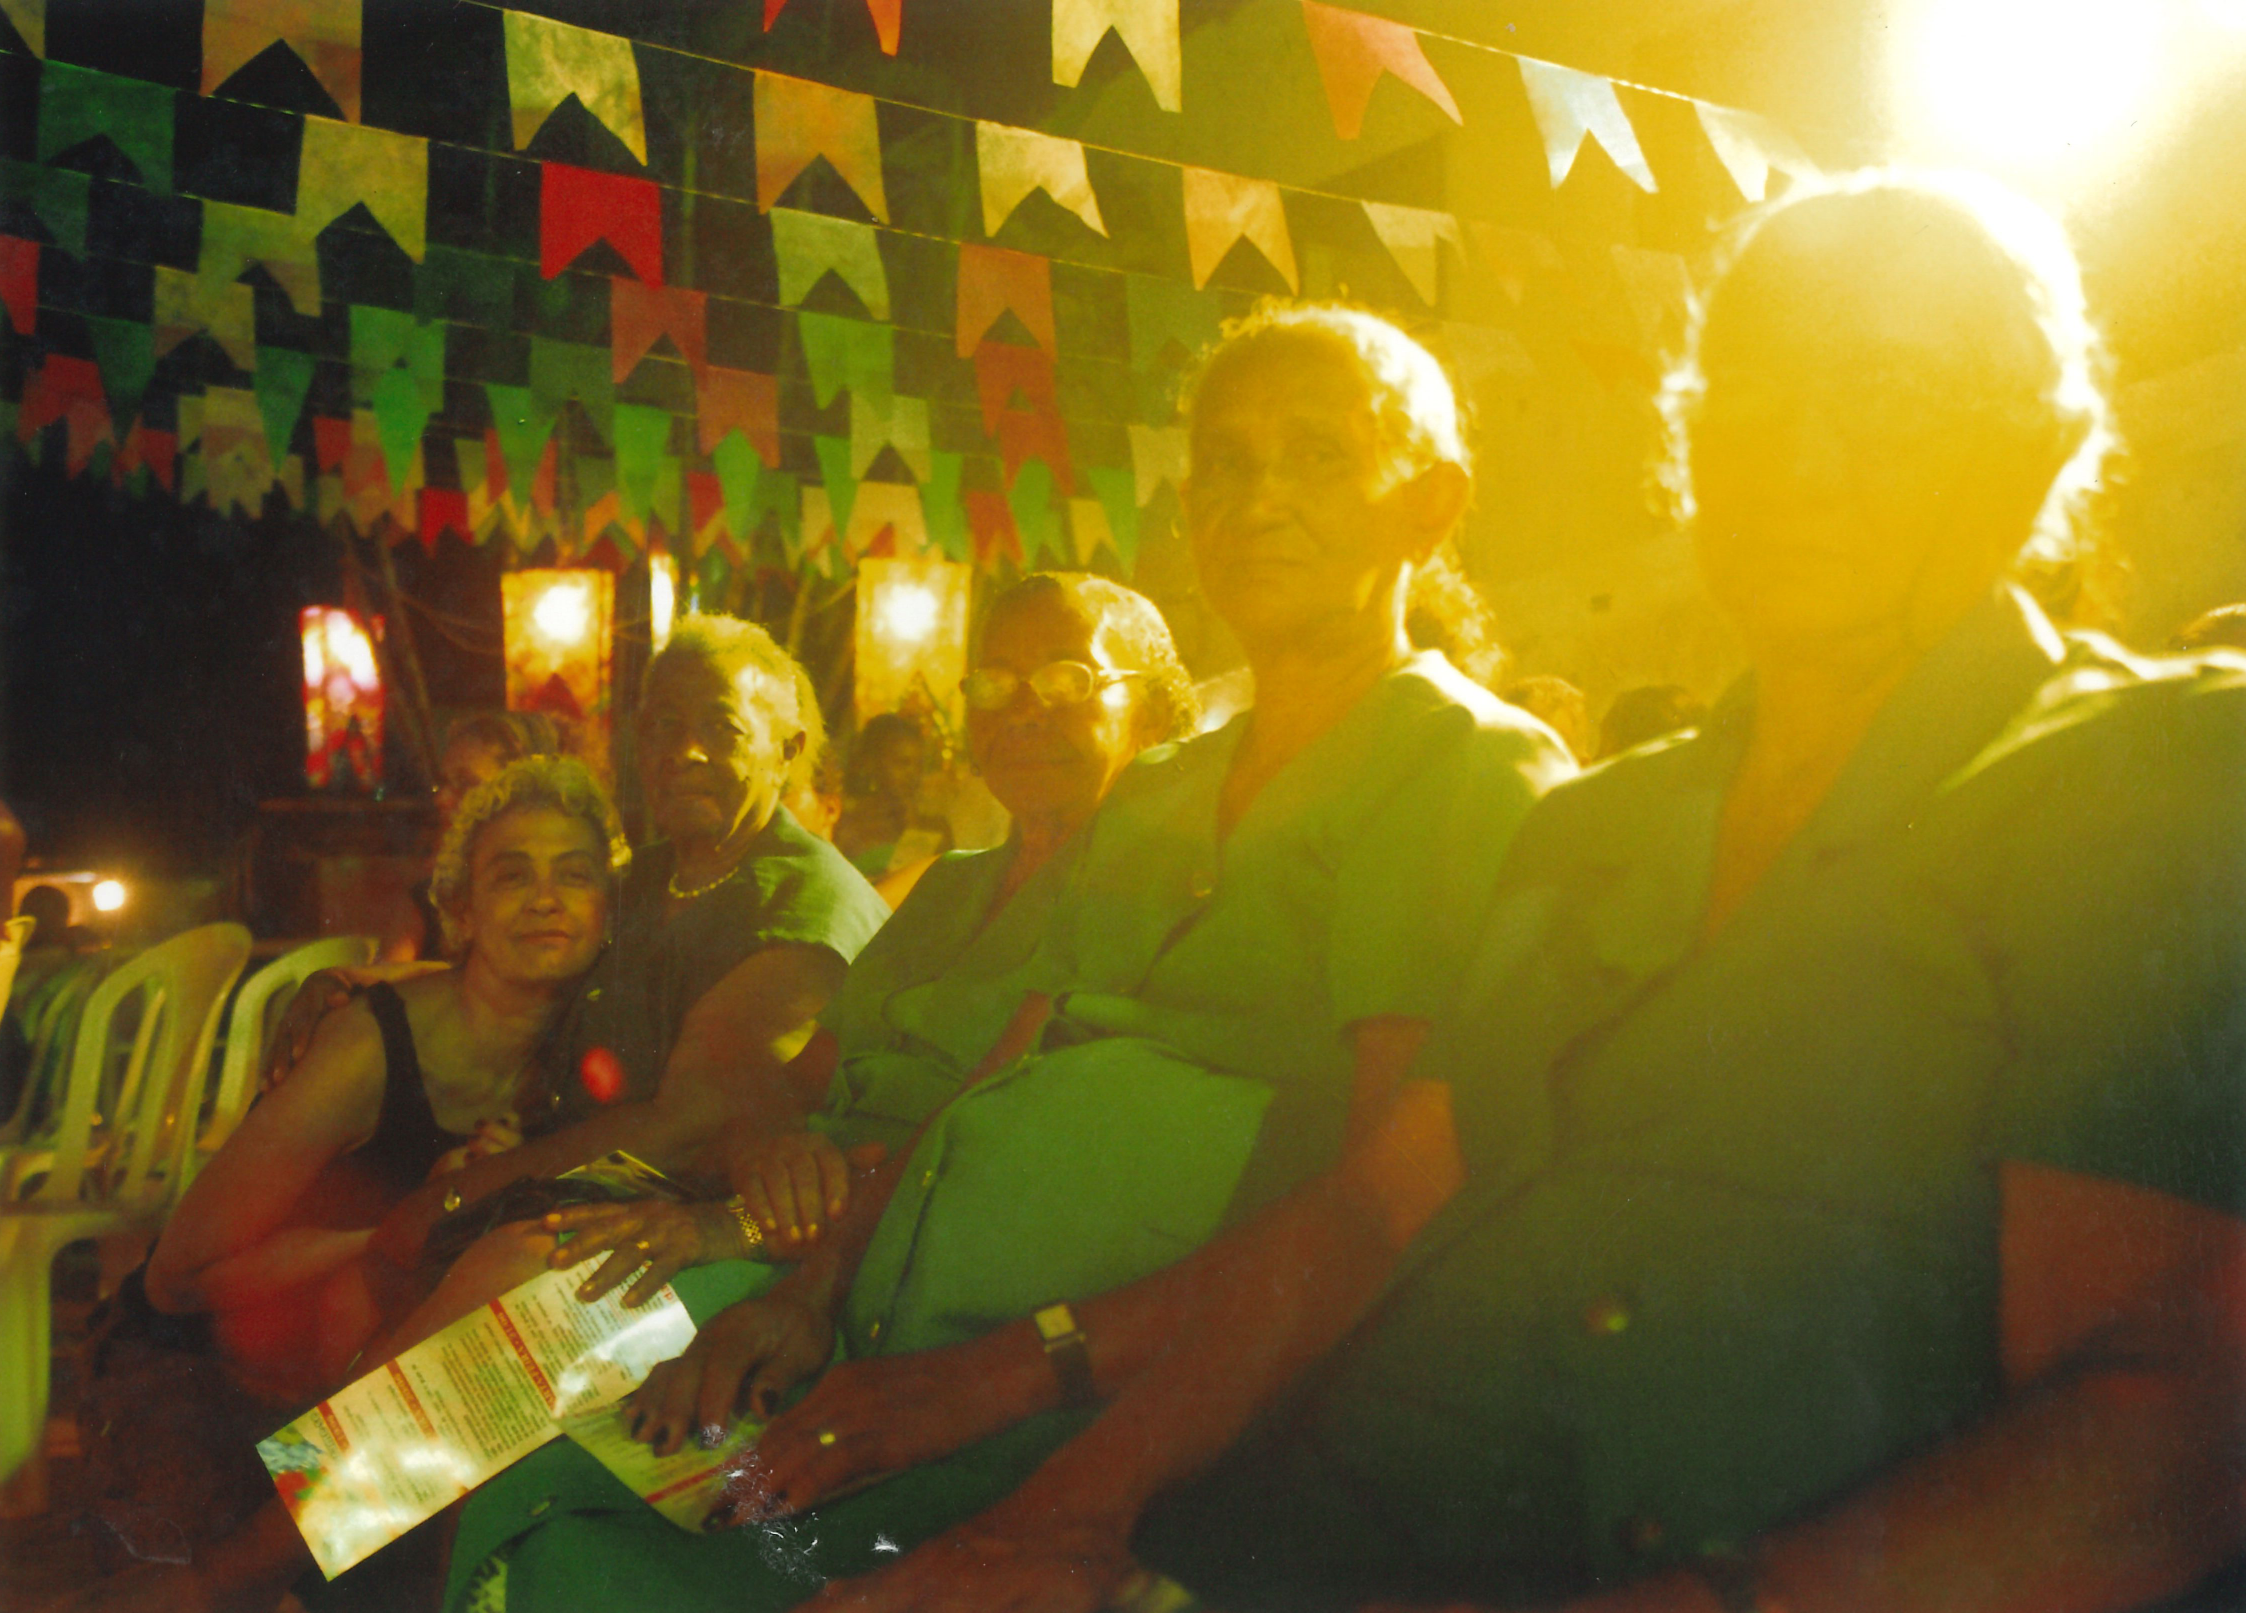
[435,734,511,830]
[966,590,1159,826]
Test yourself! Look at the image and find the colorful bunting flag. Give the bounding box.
[1085,463,1140,571]
[114,422,177,492]
[771,208,889,321]
[2,159,90,255]
[503,9,646,164]
[813,433,856,541]
[298,116,428,260]
[0,236,37,336]
[612,402,674,520]
[38,62,172,193]
[1181,166,1297,291]
[696,366,780,463]
[796,312,894,409]
[416,246,515,326]
[844,482,927,558]
[1128,421,1187,506]
[419,486,471,550]
[850,392,931,481]
[1298,1,1461,141]
[765,0,903,57]
[1006,458,1064,565]
[997,407,1073,495]
[349,306,445,408]
[1052,0,1181,113]
[1125,274,1221,369]
[1515,57,1656,192]
[485,383,558,503]
[201,202,321,316]
[529,337,615,442]
[1695,102,1816,203]
[709,433,761,539]
[973,343,1057,434]
[964,488,1021,565]
[923,450,968,561]
[199,388,278,516]
[17,353,109,473]
[754,73,889,223]
[612,279,707,384]
[370,366,434,491]
[1466,221,1564,305]
[0,0,44,57]
[976,124,1107,238]
[1066,497,1113,565]
[204,0,361,123]
[541,163,662,285]
[1361,200,1460,305]
[955,243,1055,356]
[155,266,257,371]
[85,315,153,425]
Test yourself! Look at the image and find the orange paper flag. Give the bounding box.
[1181,166,1296,291]
[204,0,361,122]
[765,0,902,55]
[1299,1,1460,140]
[754,71,888,222]
[955,243,1055,356]
[976,123,1107,238]
[696,366,781,464]
[612,279,708,384]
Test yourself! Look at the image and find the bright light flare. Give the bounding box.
[649,555,677,651]
[1899,0,2171,168]
[91,879,126,913]
[873,581,941,646]
[531,579,594,647]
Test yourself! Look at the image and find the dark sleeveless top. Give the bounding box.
[361,982,472,1193]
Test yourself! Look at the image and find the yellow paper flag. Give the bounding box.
[976,123,1107,238]
[754,72,889,223]
[1515,57,1655,193]
[204,0,361,122]
[1052,0,1181,113]
[1694,102,1816,203]
[1360,200,1460,305]
[298,115,427,260]
[155,266,256,372]
[503,9,646,166]
[200,200,321,315]
[0,0,44,56]
[1181,166,1296,291]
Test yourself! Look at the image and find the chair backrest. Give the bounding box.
[0,915,33,1021]
[194,935,379,1172]
[33,923,251,1209]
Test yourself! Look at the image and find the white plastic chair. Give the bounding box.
[0,916,33,1022]
[0,922,250,1487]
[188,934,379,1181]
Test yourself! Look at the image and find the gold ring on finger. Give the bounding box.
[636,1240,652,1253]
[817,1430,837,1446]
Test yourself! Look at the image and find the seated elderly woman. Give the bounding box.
[434,305,1574,1613]
[1112,174,2246,1613]
[140,756,623,1397]
[530,570,1197,1302]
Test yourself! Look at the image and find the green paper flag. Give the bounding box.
[1125,275,1221,371]
[1086,464,1140,573]
[612,403,671,520]
[256,346,316,460]
[922,449,968,562]
[755,469,800,557]
[1008,458,1062,566]
[85,314,154,425]
[485,382,557,500]
[698,546,732,610]
[416,246,516,326]
[796,312,891,409]
[350,306,445,406]
[370,365,431,490]
[712,432,761,541]
[770,208,890,321]
[201,201,320,315]
[813,433,855,542]
[1,159,89,255]
[530,337,614,443]
[39,62,172,193]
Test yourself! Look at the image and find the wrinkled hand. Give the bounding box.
[799,1505,1142,1613]
[429,1115,524,1179]
[711,1345,1011,1522]
[729,1131,887,1251]
[626,1293,833,1456]
[542,1198,750,1309]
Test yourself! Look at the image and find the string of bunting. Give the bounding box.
[0,0,1814,582]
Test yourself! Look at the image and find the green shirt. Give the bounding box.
[1141,591,2246,1609]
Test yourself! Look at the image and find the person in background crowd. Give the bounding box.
[1499,673,1594,763]
[1116,171,2246,1613]
[1596,681,1709,759]
[434,303,1571,1613]
[408,711,573,957]
[2173,601,2246,654]
[834,712,955,884]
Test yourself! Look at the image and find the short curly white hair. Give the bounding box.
[650,613,825,794]
[430,755,629,957]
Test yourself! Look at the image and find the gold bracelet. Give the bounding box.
[722,1196,765,1259]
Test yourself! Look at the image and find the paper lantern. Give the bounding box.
[501,569,615,775]
[649,549,678,651]
[854,557,970,727]
[300,606,385,791]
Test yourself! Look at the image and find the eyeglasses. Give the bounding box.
[962,661,1145,712]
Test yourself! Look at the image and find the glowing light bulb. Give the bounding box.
[91,879,126,913]
[650,555,677,651]
[533,580,593,647]
[874,582,940,646]
[1900,0,2169,169]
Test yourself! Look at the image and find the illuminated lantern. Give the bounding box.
[855,557,971,727]
[299,607,385,791]
[501,569,616,776]
[649,548,678,652]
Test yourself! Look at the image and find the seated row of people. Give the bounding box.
[84,168,2246,1613]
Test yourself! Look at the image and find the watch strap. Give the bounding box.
[1032,1302,1097,1409]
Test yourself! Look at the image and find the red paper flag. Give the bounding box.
[1299,0,1461,141]
[956,243,1055,357]
[18,354,112,473]
[612,278,707,384]
[418,486,470,551]
[688,469,724,538]
[113,423,178,491]
[765,0,901,54]
[542,163,662,286]
[0,236,37,337]
[532,437,558,514]
[314,415,354,472]
[974,343,1058,434]
[696,366,781,464]
[964,488,1022,565]
[997,408,1073,495]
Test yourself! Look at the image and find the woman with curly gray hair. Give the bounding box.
[143,757,623,1396]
